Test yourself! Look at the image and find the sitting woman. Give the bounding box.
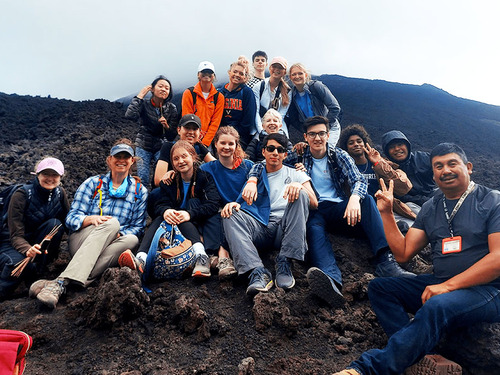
[246,109,293,163]
[148,114,216,217]
[125,76,178,187]
[0,157,69,300]
[123,141,221,279]
[30,139,148,309]
[286,63,342,146]
[200,126,254,279]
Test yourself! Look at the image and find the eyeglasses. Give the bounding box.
[306,131,328,139]
[264,145,287,153]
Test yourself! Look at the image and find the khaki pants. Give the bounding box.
[60,218,138,286]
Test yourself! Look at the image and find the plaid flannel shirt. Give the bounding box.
[65,173,148,237]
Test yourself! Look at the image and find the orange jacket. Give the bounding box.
[181,82,224,146]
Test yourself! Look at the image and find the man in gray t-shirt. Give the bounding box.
[335,143,500,375]
[222,133,317,296]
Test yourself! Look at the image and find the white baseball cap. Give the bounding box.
[197,61,216,74]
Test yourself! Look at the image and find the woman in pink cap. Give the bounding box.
[252,56,291,136]
[0,157,69,300]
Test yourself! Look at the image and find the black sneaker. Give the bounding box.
[246,267,273,296]
[275,255,295,289]
[306,267,344,307]
[375,250,416,278]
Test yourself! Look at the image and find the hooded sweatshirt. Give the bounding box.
[382,130,436,206]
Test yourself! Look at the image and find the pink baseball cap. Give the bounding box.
[269,56,288,70]
[35,157,64,176]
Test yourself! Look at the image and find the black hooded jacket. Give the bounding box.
[382,130,436,206]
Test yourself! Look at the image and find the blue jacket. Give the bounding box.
[237,163,271,225]
[382,130,436,206]
[286,80,341,133]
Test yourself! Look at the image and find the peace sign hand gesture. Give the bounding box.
[375,178,394,214]
[362,143,382,165]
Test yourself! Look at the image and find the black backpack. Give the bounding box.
[0,184,32,234]
[185,86,219,116]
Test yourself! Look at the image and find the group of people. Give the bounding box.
[0,50,499,375]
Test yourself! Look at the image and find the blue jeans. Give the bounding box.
[136,147,160,188]
[349,274,500,374]
[306,195,388,286]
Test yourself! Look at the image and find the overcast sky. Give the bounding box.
[1,0,499,106]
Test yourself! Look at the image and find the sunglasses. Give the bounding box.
[264,145,287,153]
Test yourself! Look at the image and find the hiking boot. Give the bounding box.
[217,257,237,280]
[275,255,295,289]
[375,250,416,278]
[246,267,273,296]
[209,255,219,271]
[192,254,211,278]
[306,267,344,308]
[37,278,66,309]
[29,279,51,298]
[118,249,144,275]
[404,354,462,375]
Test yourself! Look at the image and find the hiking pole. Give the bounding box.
[10,223,62,277]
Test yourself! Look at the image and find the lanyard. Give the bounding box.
[442,181,475,236]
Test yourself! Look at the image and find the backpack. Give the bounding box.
[0,184,32,234]
[143,221,196,282]
[91,176,142,201]
[186,86,219,116]
[0,329,33,375]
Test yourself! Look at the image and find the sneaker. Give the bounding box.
[275,255,295,290]
[192,254,211,278]
[118,249,144,275]
[246,267,273,296]
[404,354,462,375]
[29,279,51,298]
[37,278,66,309]
[306,267,344,308]
[217,257,237,280]
[375,250,416,278]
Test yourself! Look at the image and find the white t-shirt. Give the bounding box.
[267,166,310,220]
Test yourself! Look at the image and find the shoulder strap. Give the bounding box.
[132,176,142,202]
[188,86,196,107]
[92,176,104,199]
[213,91,219,106]
[259,80,265,99]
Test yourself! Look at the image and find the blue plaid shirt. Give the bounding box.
[302,145,367,199]
[66,173,148,237]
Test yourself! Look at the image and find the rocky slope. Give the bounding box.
[1,92,499,374]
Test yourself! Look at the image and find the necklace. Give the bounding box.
[358,162,370,174]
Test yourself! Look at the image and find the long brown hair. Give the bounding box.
[170,140,200,203]
[213,126,247,169]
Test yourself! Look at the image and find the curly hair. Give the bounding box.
[337,124,373,152]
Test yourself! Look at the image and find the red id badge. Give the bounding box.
[442,236,462,254]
